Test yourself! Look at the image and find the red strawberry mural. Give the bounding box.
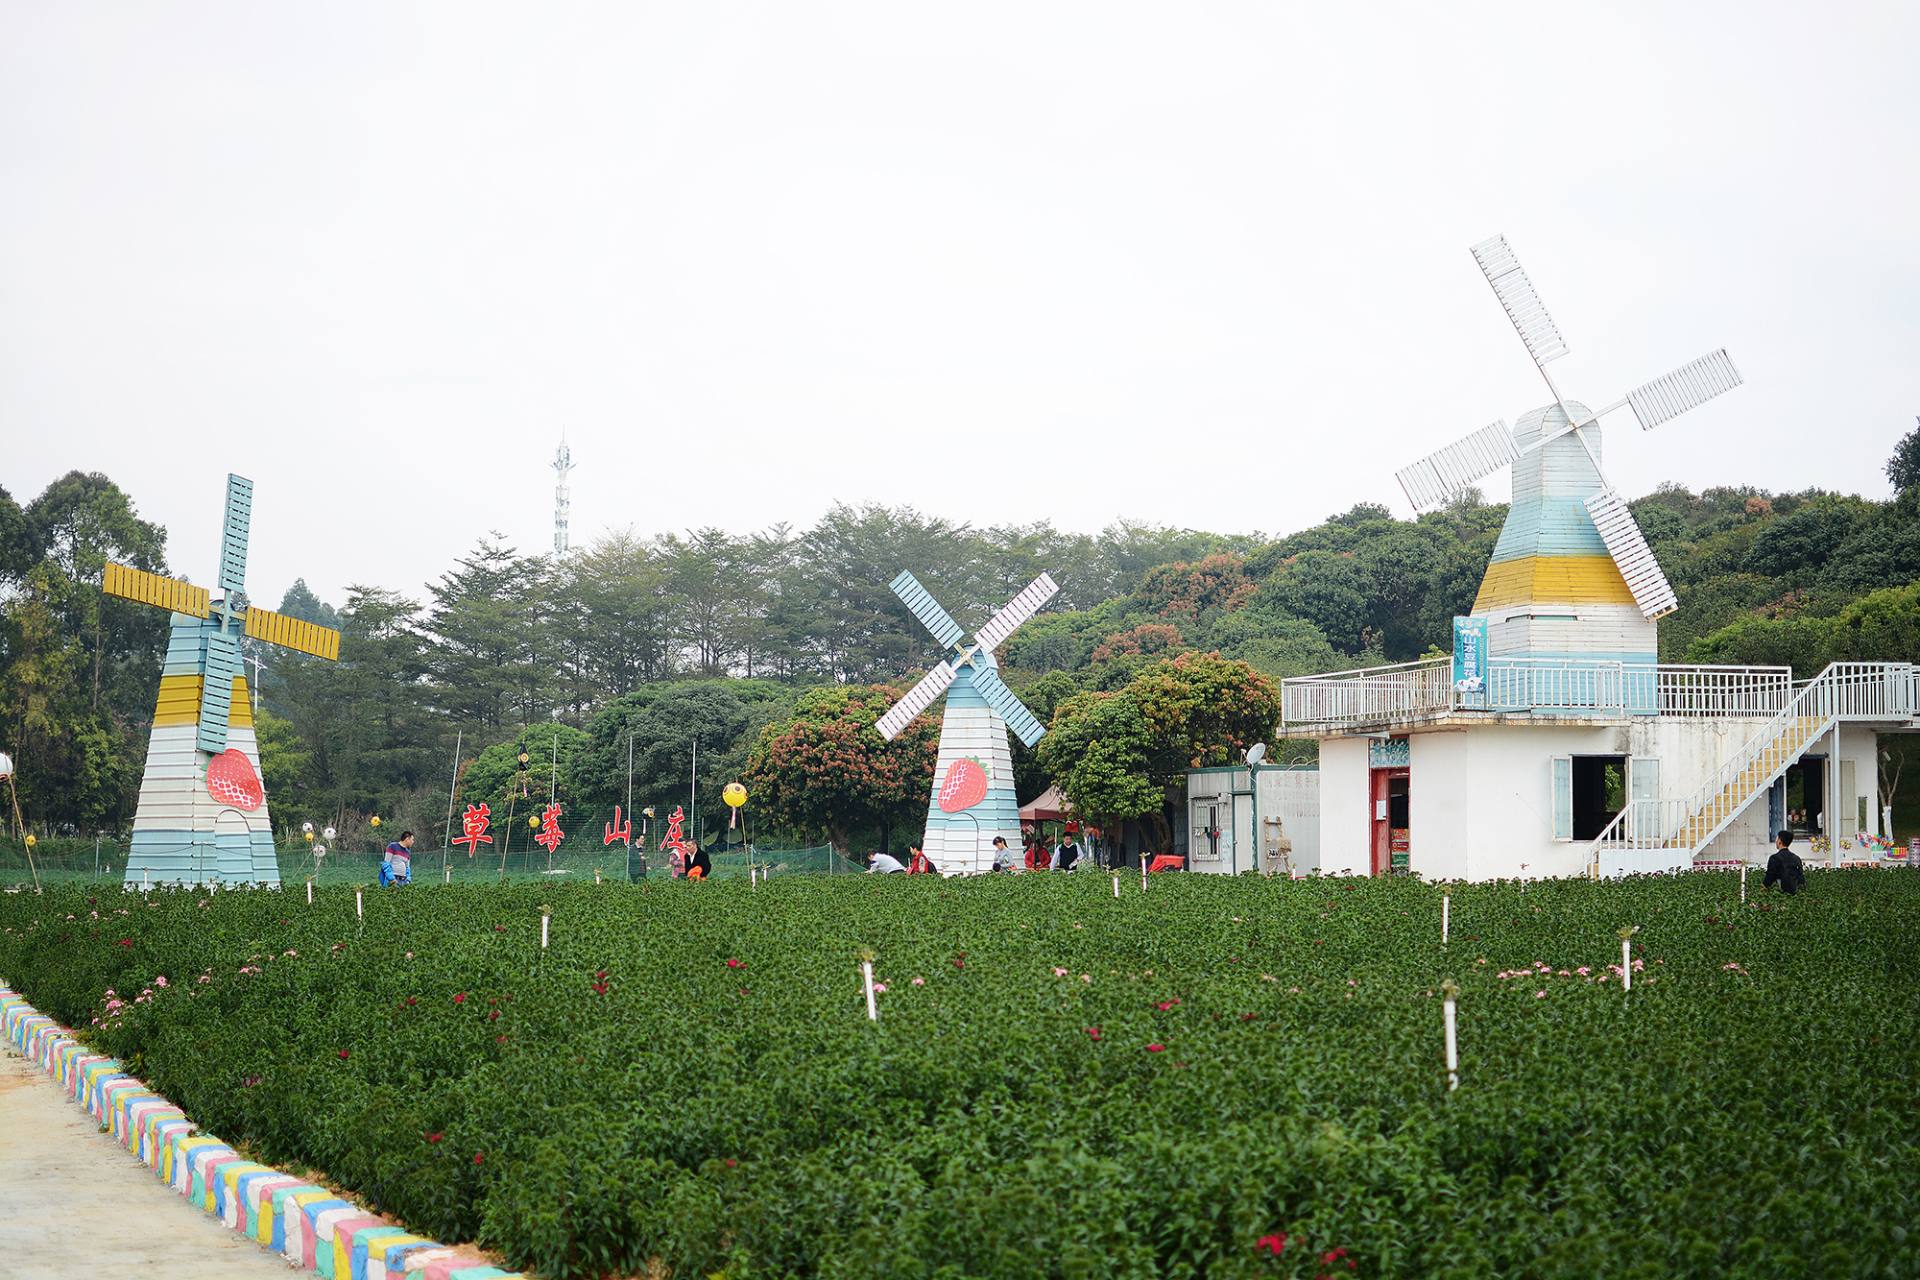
[937,756,989,813]
[206,748,264,810]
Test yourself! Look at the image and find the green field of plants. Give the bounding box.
[3,872,1916,1279]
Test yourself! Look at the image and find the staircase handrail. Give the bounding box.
[1590,661,1915,864]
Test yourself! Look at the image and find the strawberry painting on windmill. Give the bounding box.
[875,570,1057,874]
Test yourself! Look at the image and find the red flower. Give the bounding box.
[473,1152,485,1165]
[1146,1043,1166,1053]
[1320,1247,1355,1271]
[1240,1012,1259,1022]
[724,1158,738,1168]
[337,1049,350,1060]
[1155,998,1181,1011]
[590,981,609,996]
[117,938,133,948]
[495,1033,507,1043]
[424,1131,443,1144]
[725,958,745,969]
[489,1008,501,1021]
[493,925,507,933]
[1085,1026,1102,1041]
[952,958,965,970]
[1256,1232,1288,1257]
[453,992,468,1004]
[405,996,417,1006]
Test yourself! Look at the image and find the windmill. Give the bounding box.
[875,570,1059,874]
[1393,236,1743,697]
[101,474,342,887]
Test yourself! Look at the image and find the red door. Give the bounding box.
[1369,768,1409,876]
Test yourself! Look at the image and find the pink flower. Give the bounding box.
[284,949,298,957]
[1085,1026,1102,1041]
[870,982,888,995]
[910,977,925,987]
[1575,966,1591,976]
[1155,998,1181,1011]
[1052,967,1069,977]
[153,975,168,987]
[1146,1042,1166,1053]
[725,958,745,969]
[1534,990,1548,999]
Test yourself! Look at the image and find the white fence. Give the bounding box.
[1281,658,1794,731]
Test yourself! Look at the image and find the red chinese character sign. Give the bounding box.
[453,803,493,856]
[659,804,695,876]
[604,805,632,848]
[534,802,565,855]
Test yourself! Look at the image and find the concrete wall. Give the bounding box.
[1318,738,1371,877]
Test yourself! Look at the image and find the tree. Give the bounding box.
[1256,551,1372,653]
[743,685,938,852]
[1133,553,1257,620]
[460,721,595,812]
[1089,623,1185,665]
[1036,691,1163,837]
[1887,417,1920,493]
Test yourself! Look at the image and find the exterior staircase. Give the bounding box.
[1592,662,1918,875]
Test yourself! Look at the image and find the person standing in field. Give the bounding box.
[1764,829,1805,895]
[382,831,414,886]
[991,835,1020,873]
[684,842,712,881]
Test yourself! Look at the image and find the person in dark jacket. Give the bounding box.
[684,842,712,880]
[1764,829,1805,895]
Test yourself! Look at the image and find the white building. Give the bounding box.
[1274,233,1918,881]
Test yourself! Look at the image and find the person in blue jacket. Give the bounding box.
[382,831,415,886]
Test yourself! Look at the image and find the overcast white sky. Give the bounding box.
[4,2,1916,607]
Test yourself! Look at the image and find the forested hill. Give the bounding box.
[3,420,1917,835]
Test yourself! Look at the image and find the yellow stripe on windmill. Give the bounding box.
[101,474,342,887]
[1391,236,1744,708]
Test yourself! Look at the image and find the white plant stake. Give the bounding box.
[540,908,550,950]
[594,867,602,885]
[1618,924,1639,993]
[1112,873,1120,899]
[444,864,452,886]
[142,870,149,892]
[1740,863,1747,904]
[861,959,878,1021]
[306,879,313,906]
[1140,861,1148,893]
[1441,978,1460,1092]
[355,887,363,920]
[1441,887,1451,945]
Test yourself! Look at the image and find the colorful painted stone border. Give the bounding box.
[0,985,523,1280]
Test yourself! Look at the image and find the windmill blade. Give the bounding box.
[244,606,342,661]
[1470,236,1569,366]
[1625,349,1742,430]
[196,633,241,754]
[968,663,1048,748]
[1394,421,1517,512]
[973,572,1059,654]
[1584,490,1680,620]
[101,562,211,618]
[875,660,956,741]
[217,475,254,597]
[890,571,965,650]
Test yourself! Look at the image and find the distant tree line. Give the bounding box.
[3,417,1915,846]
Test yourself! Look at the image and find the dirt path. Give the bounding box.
[0,1046,293,1279]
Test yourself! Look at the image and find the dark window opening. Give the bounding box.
[1572,754,1627,840]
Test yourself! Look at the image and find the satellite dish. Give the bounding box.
[1245,742,1267,766]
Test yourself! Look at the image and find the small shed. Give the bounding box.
[1184,765,1321,875]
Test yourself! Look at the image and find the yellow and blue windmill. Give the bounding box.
[875,570,1058,874]
[100,474,341,886]
[1394,236,1743,712]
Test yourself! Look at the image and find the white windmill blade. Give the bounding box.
[1470,236,1569,367]
[890,570,966,650]
[1625,349,1742,430]
[973,572,1059,654]
[1394,421,1517,512]
[1584,489,1680,620]
[968,663,1048,748]
[875,660,956,741]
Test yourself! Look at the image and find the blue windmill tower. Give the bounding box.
[100,474,341,887]
[876,571,1058,873]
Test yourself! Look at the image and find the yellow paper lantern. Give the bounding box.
[370,816,382,828]
[529,814,541,829]
[23,834,35,849]
[723,782,748,809]
[305,830,315,843]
